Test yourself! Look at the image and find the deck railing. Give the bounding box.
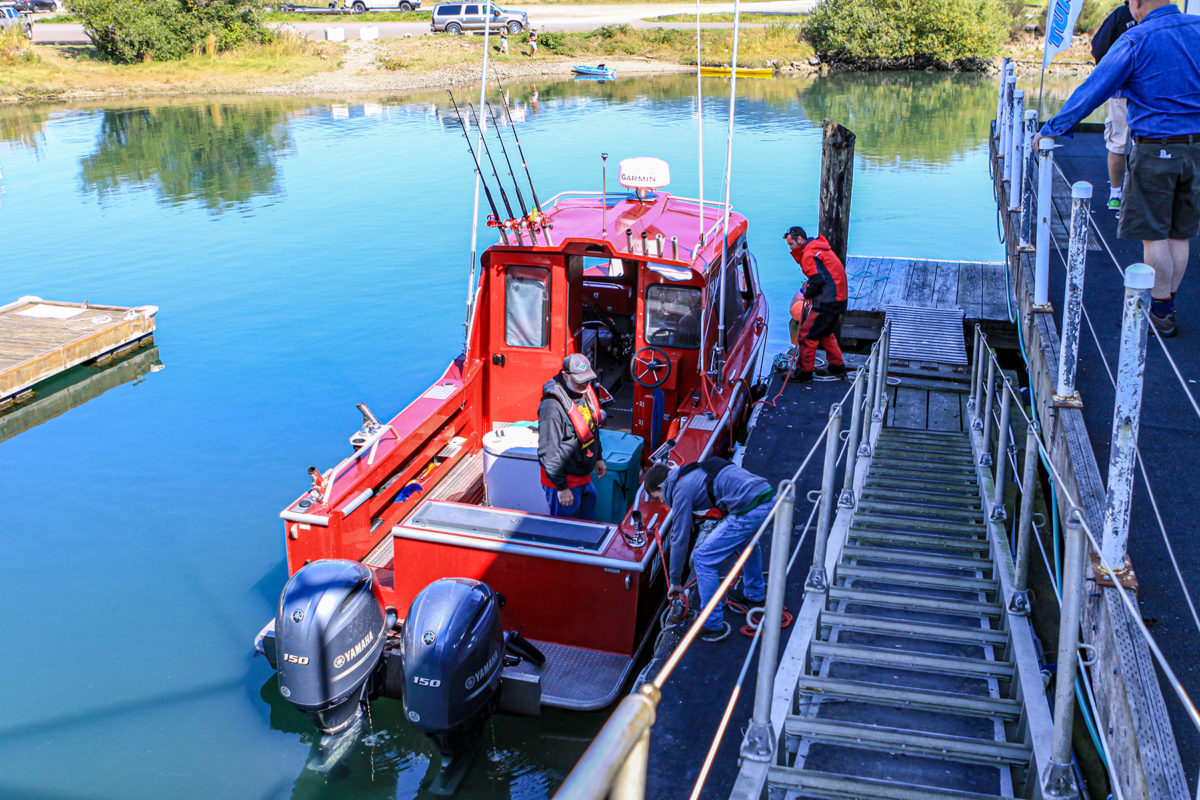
[552,326,892,800]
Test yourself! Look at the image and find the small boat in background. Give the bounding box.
[699,65,774,78]
[572,64,616,80]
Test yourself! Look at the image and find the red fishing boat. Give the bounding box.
[255,152,769,770]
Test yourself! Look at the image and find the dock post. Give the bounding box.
[990,387,1012,520]
[994,59,1010,145]
[1004,81,1020,187]
[1034,138,1056,310]
[999,73,1014,173]
[1099,263,1154,574]
[975,353,994,437]
[1055,181,1092,407]
[805,404,842,593]
[819,120,856,269]
[1009,421,1041,615]
[879,323,891,414]
[1042,508,1086,799]
[969,326,983,414]
[1007,90,1025,210]
[840,372,865,508]
[742,480,795,761]
[871,338,885,422]
[1019,110,1038,247]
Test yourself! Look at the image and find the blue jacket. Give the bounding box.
[1041,5,1200,139]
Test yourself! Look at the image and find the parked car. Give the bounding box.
[430,2,526,35]
[23,0,58,12]
[0,5,32,37]
[349,0,420,12]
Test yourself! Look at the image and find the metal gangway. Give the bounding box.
[552,310,1096,800]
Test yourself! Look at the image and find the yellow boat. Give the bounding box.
[698,66,775,78]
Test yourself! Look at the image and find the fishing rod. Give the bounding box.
[484,99,530,223]
[448,91,510,245]
[466,103,518,228]
[490,70,545,217]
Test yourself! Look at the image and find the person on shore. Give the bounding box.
[537,354,606,519]
[1035,0,1200,337]
[1091,1,1138,210]
[783,225,849,381]
[529,28,538,57]
[500,28,508,55]
[644,460,775,643]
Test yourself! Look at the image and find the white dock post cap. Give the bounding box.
[1025,110,1039,121]
[1007,74,1017,84]
[325,27,345,41]
[1071,181,1092,199]
[617,157,670,191]
[1038,137,1055,151]
[1125,263,1155,290]
[1014,88,1025,98]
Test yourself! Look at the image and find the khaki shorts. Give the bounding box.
[1118,140,1200,241]
[1104,98,1130,155]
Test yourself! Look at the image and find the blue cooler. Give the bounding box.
[592,429,645,524]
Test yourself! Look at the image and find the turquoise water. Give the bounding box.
[0,72,1004,799]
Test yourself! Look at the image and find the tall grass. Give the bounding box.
[0,23,38,65]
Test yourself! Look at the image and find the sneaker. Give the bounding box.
[1150,311,1178,338]
[698,621,731,643]
[725,585,765,608]
[1107,197,1121,211]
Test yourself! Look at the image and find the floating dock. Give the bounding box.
[0,296,157,408]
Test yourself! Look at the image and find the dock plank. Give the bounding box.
[862,257,895,312]
[904,259,935,306]
[890,385,928,429]
[981,263,1011,322]
[880,258,913,309]
[927,389,963,432]
[932,261,961,310]
[956,262,984,320]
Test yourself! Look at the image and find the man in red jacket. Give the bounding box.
[784,226,849,382]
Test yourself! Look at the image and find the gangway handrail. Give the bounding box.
[553,326,890,800]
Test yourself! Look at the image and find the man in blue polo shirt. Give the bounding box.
[1036,0,1200,337]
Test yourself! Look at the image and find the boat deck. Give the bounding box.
[0,297,157,406]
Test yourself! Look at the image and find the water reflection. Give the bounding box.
[0,340,162,444]
[794,71,996,168]
[78,100,304,213]
[0,104,49,150]
[259,676,600,799]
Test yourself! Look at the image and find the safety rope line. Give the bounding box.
[979,340,1200,735]
[1044,224,1200,640]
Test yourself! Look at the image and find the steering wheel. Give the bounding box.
[631,346,671,388]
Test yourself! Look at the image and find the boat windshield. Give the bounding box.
[645,284,700,349]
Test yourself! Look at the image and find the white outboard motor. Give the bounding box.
[401,578,505,759]
[275,560,392,735]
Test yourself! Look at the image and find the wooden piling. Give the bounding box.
[819,120,855,268]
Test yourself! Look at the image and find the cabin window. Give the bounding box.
[464,4,479,13]
[437,3,460,12]
[505,266,550,347]
[581,256,626,279]
[645,284,701,349]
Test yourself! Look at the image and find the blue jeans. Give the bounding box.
[693,501,771,631]
[544,482,597,520]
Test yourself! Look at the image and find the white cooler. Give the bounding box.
[482,426,549,514]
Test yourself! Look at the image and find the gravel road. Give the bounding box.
[32,0,816,44]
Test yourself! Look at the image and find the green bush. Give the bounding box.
[595,24,632,39]
[802,0,1007,68]
[72,0,272,63]
[535,30,569,54]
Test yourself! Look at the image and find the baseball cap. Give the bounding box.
[562,353,598,384]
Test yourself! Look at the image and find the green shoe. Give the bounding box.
[1107,197,1121,211]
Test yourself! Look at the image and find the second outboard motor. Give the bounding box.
[401,578,504,758]
[275,560,391,735]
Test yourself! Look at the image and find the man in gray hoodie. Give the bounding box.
[644,459,776,642]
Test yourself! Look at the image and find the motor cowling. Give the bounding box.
[401,578,504,757]
[275,560,389,735]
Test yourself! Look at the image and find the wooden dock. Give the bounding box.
[0,296,157,407]
[840,256,1014,346]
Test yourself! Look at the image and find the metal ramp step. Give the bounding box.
[852,515,985,535]
[795,674,1022,721]
[836,564,998,593]
[819,611,1009,647]
[766,767,1018,800]
[842,544,993,571]
[867,457,977,474]
[809,642,1014,679]
[783,717,1030,766]
[863,468,979,487]
[847,530,991,553]
[860,488,982,507]
[864,478,982,495]
[828,586,1002,617]
[855,503,985,523]
[871,444,975,460]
